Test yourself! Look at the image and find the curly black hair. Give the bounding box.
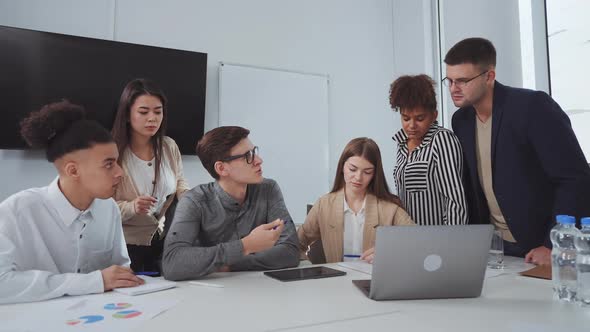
[389,74,437,113]
[20,100,113,162]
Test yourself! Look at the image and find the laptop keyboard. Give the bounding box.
[352,279,372,293]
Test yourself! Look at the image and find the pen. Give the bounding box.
[188,281,225,288]
[343,254,361,258]
[134,271,160,276]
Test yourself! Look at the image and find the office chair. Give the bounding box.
[305,203,327,264]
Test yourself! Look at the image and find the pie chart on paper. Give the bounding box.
[104,303,132,310]
[66,315,104,325]
[112,310,142,319]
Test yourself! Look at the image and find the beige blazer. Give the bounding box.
[297,190,414,263]
[114,136,190,246]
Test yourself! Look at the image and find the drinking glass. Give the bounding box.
[488,229,505,269]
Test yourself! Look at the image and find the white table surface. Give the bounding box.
[1,257,589,332]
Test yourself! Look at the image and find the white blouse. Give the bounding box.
[343,196,366,261]
[124,150,176,215]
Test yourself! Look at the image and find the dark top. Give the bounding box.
[452,81,590,251]
[162,178,299,280]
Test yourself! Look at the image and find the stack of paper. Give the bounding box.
[337,261,373,275]
[114,276,177,296]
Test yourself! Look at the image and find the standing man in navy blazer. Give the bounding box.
[443,37,590,266]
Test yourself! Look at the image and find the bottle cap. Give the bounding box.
[556,215,575,225]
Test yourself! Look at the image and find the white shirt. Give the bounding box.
[0,178,130,304]
[124,150,176,215]
[343,197,366,261]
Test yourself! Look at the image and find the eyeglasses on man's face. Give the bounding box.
[442,71,488,88]
[221,146,259,164]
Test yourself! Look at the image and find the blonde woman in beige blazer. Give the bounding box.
[112,79,189,273]
[298,138,414,263]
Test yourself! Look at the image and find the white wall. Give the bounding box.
[438,0,524,128]
[0,0,416,201]
[391,0,443,122]
[392,0,438,78]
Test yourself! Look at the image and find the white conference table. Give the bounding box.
[1,257,589,332]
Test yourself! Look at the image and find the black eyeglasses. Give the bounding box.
[442,71,488,88]
[221,146,259,164]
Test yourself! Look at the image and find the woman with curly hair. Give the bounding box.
[389,74,468,226]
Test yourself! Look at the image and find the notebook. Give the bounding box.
[114,275,177,296]
[337,261,372,275]
[520,265,552,280]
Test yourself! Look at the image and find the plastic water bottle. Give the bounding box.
[575,217,590,306]
[550,215,579,302]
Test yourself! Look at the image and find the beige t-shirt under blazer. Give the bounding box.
[475,115,516,242]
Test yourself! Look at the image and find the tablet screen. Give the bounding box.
[264,266,346,282]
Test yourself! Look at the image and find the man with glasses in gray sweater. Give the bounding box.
[162,126,299,280]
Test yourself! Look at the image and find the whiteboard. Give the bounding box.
[219,63,330,224]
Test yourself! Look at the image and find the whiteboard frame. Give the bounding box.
[218,62,332,224]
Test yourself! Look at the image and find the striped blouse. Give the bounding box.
[393,121,468,225]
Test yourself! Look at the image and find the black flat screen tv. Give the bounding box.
[0,25,207,155]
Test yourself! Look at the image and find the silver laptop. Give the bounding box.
[353,224,493,300]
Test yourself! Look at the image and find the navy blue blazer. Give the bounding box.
[452,81,590,251]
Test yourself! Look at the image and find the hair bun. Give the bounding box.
[20,100,85,149]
